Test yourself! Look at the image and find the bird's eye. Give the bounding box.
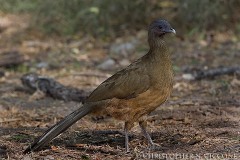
[158,26,162,29]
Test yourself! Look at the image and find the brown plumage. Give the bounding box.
[24,19,176,153]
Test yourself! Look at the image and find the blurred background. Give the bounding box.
[1,0,240,36]
[0,0,240,70]
[0,0,239,73]
[0,1,239,159]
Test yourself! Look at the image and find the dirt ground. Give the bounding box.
[0,15,239,160]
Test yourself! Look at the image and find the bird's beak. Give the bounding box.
[171,28,176,34]
[163,28,176,34]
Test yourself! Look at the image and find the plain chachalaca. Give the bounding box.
[24,19,176,153]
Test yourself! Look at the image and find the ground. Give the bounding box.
[0,14,239,160]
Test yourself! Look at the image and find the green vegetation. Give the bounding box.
[176,0,240,32]
[0,0,239,36]
[10,134,31,142]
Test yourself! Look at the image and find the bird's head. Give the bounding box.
[148,19,176,38]
[148,19,176,48]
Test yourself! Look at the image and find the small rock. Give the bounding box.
[110,40,138,57]
[119,59,130,67]
[97,58,116,70]
[36,62,49,69]
[71,47,80,54]
[182,74,195,80]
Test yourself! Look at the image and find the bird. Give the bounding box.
[24,19,176,153]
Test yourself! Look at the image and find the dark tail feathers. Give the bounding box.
[24,104,94,153]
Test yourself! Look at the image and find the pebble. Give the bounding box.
[119,59,130,67]
[97,58,116,70]
[110,40,138,57]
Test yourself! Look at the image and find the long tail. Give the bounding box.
[24,104,94,153]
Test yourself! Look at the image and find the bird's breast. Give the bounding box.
[104,85,172,122]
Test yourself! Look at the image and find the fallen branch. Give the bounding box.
[0,51,25,67]
[21,73,90,102]
[183,66,240,80]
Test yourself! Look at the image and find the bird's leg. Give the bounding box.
[139,121,154,146]
[124,122,130,153]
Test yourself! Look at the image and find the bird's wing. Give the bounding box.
[86,61,150,102]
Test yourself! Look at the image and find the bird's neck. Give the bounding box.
[148,37,171,63]
[147,37,174,88]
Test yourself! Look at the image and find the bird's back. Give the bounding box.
[86,43,173,122]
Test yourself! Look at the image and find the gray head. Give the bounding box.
[149,19,176,38]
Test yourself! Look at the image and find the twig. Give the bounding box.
[73,72,110,78]
[66,144,121,155]
[183,66,240,80]
[0,118,21,123]
[21,73,90,102]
